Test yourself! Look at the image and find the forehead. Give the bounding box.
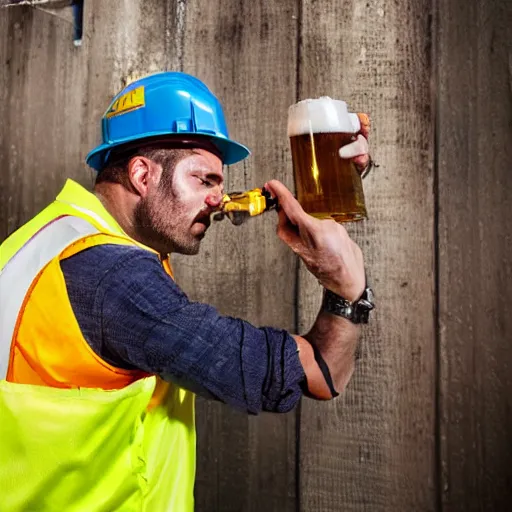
[180,148,224,173]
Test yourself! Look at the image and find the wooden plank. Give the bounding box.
[298,1,436,510]
[1,3,300,510]
[438,0,512,510]
[172,1,300,511]
[0,1,70,7]
[0,1,70,6]
[0,6,24,240]
[0,0,183,237]
[80,0,182,169]
[0,5,88,241]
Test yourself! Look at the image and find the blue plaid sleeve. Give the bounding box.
[60,244,305,414]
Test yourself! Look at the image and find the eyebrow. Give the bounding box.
[206,171,224,185]
[192,147,223,160]
[192,166,224,184]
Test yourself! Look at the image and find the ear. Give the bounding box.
[126,156,159,197]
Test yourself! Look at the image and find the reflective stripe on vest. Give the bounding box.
[0,216,99,379]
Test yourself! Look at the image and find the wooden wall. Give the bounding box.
[1,1,510,510]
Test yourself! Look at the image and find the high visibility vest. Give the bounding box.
[0,179,196,511]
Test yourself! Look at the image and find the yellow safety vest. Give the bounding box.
[0,179,196,511]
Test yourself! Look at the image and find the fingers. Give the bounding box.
[264,180,311,227]
[275,208,303,250]
[265,180,315,253]
[353,153,370,172]
[338,134,368,159]
[357,113,370,140]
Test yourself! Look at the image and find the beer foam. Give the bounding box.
[287,96,360,136]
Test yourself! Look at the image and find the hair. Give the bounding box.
[95,146,194,191]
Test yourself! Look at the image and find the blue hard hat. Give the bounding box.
[86,72,250,170]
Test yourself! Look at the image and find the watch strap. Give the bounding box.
[322,287,374,324]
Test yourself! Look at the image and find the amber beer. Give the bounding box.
[288,97,367,222]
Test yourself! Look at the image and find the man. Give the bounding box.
[0,72,373,511]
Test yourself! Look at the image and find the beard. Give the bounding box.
[133,189,209,255]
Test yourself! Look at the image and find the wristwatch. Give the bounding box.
[322,286,375,324]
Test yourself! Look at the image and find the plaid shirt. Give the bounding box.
[61,244,305,413]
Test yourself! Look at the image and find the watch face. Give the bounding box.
[322,287,374,324]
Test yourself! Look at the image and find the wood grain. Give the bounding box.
[298,1,437,510]
[1,4,301,510]
[438,0,512,510]
[3,1,512,510]
[172,1,300,511]
[0,5,88,240]
[0,0,181,240]
[81,0,182,176]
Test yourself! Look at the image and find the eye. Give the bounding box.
[198,177,215,188]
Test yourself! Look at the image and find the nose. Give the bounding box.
[205,189,224,208]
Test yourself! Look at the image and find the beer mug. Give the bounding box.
[288,97,367,222]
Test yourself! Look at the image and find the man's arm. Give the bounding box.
[61,245,306,414]
[265,180,367,400]
[295,313,359,400]
[287,114,372,399]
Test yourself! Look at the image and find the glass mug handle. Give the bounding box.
[349,112,371,138]
[348,112,361,134]
[348,112,372,179]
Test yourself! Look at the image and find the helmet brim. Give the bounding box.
[86,133,251,171]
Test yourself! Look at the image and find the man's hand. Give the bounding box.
[339,113,371,175]
[264,180,365,302]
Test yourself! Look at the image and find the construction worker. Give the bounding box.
[0,72,374,511]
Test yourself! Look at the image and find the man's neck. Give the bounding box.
[93,182,171,258]
[93,182,138,240]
